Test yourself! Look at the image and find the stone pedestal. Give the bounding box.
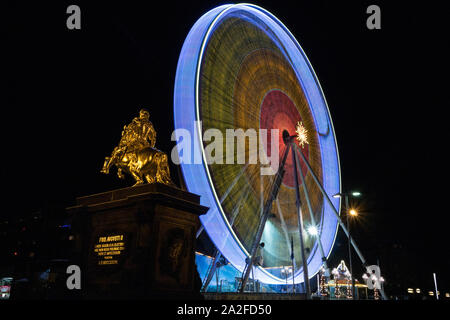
[67,183,208,299]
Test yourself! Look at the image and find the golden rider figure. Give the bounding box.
[101,108,172,186]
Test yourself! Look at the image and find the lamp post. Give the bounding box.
[333,191,360,299]
[281,266,292,293]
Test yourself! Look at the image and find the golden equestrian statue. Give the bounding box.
[101,108,173,186]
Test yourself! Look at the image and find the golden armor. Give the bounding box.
[101,109,173,186]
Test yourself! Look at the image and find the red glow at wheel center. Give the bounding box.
[260,90,309,188]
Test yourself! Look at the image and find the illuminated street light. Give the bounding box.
[281,266,292,291]
[307,225,318,236]
[332,191,362,299]
[332,191,362,199]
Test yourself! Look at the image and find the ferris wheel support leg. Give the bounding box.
[293,144,388,300]
[238,144,291,293]
[201,250,222,293]
[291,143,311,300]
[293,146,330,279]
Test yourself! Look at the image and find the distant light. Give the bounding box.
[281,266,292,274]
[307,226,318,236]
[349,209,358,216]
[445,293,450,298]
[352,192,361,197]
[428,291,434,296]
[416,288,421,293]
[407,288,414,293]
[332,193,341,198]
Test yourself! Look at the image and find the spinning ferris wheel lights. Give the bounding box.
[174,3,342,287]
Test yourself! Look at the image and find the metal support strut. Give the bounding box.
[291,140,311,299]
[238,142,291,293]
[201,250,222,293]
[293,146,331,285]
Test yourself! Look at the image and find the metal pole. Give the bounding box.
[433,273,439,300]
[345,195,355,299]
[216,267,219,293]
[238,144,291,292]
[201,250,222,292]
[317,273,320,296]
[291,237,295,293]
[251,267,255,292]
[293,143,388,300]
[293,147,331,278]
[291,142,311,299]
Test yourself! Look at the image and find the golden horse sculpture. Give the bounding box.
[101,109,173,186]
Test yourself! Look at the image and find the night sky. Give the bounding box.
[5,1,449,294]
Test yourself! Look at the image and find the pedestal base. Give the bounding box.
[67,183,208,299]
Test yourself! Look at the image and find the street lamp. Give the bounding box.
[281,266,292,293]
[307,225,319,237]
[332,191,361,299]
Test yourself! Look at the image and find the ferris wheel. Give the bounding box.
[173,3,342,289]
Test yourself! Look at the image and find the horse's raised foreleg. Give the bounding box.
[101,157,112,174]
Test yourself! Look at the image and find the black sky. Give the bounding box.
[5,1,449,292]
